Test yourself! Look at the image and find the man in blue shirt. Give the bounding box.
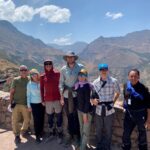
[59,51,84,147]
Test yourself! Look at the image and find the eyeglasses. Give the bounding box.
[20,69,28,72]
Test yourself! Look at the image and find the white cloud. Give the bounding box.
[0,0,71,23]
[35,5,71,23]
[53,34,72,45]
[105,12,123,20]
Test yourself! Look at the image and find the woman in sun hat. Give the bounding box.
[27,68,45,144]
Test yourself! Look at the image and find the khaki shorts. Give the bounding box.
[45,101,62,114]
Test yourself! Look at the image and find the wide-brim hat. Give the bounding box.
[30,68,39,75]
[63,51,78,61]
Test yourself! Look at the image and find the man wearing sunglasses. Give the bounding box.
[59,51,84,147]
[91,63,120,150]
[10,65,30,144]
[40,60,62,143]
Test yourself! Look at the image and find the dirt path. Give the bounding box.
[0,128,73,150]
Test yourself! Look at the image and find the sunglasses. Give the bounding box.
[99,69,108,71]
[78,74,87,77]
[44,63,52,66]
[30,73,38,76]
[20,69,28,72]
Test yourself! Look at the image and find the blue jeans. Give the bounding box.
[122,109,147,150]
[95,113,114,150]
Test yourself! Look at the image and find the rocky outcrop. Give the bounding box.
[0,91,150,149]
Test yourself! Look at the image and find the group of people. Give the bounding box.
[9,51,150,150]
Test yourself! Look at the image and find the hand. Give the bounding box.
[145,119,150,130]
[83,114,88,124]
[42,102,45,106]
[28,108,32,112]
[91,99,99,106]
[60,96,65,106]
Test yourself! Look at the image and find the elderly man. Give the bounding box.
[91,63,120,150]
[59,51,84,147]
[10,65,30,144]
[122,69,150,150]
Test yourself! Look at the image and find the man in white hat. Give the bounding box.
[59,51,84,147]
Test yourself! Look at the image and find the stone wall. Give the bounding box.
[0,91,150,149]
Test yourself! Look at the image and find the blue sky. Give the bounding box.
[0,0,150,45]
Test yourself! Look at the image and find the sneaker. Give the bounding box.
[36,137,42,144]
[15,136,21,144]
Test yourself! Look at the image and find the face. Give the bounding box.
[20,69,28,78]
[78,74,87,82]
[99,69,108,79]
[44,62,52,71]
[128,71,139,85]
[66,56,76,64]
[31,73,39,82]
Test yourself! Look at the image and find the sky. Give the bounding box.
[0,0,150,45]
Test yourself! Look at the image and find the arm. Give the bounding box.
[27,83,31,109]
[10,88,15,104]
[59,70,65,105]
[9,79,15,104]
[113,79,120,104]
[144,87,150,129]
[113,92,120,104]
[40,76,45,102]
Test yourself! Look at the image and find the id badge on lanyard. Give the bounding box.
[128,98,131,105]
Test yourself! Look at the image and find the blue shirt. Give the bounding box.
[59,63,84,98]
[27,81,42,108]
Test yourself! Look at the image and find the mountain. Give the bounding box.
[48,41,88,54]
[80,30,150,85]
[0,20,64,71]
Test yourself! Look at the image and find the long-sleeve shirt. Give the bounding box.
[75,82,92,113]
[59,63,84,98]
[123,81,150,110]
[27,81,42,108]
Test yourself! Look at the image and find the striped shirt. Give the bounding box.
[92,76,120,116]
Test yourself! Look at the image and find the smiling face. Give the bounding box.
[44,61,53,71]
[66,56,76,65]
[128,70,139,85]
[20,69,28,78]
[78,74,87,82]
[99,69,109,79]
[30,73,39,82]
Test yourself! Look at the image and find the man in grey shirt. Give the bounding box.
[59,51,84,147]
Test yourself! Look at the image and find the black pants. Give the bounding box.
[64,97,80,138]
[31,103,45,138]
[122,109,147,150]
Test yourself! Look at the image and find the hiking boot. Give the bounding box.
[57,132,63,144]
[15,136,21,144]
[62,137,70,147]
[43,132,54,143]
[21,131,30,138]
